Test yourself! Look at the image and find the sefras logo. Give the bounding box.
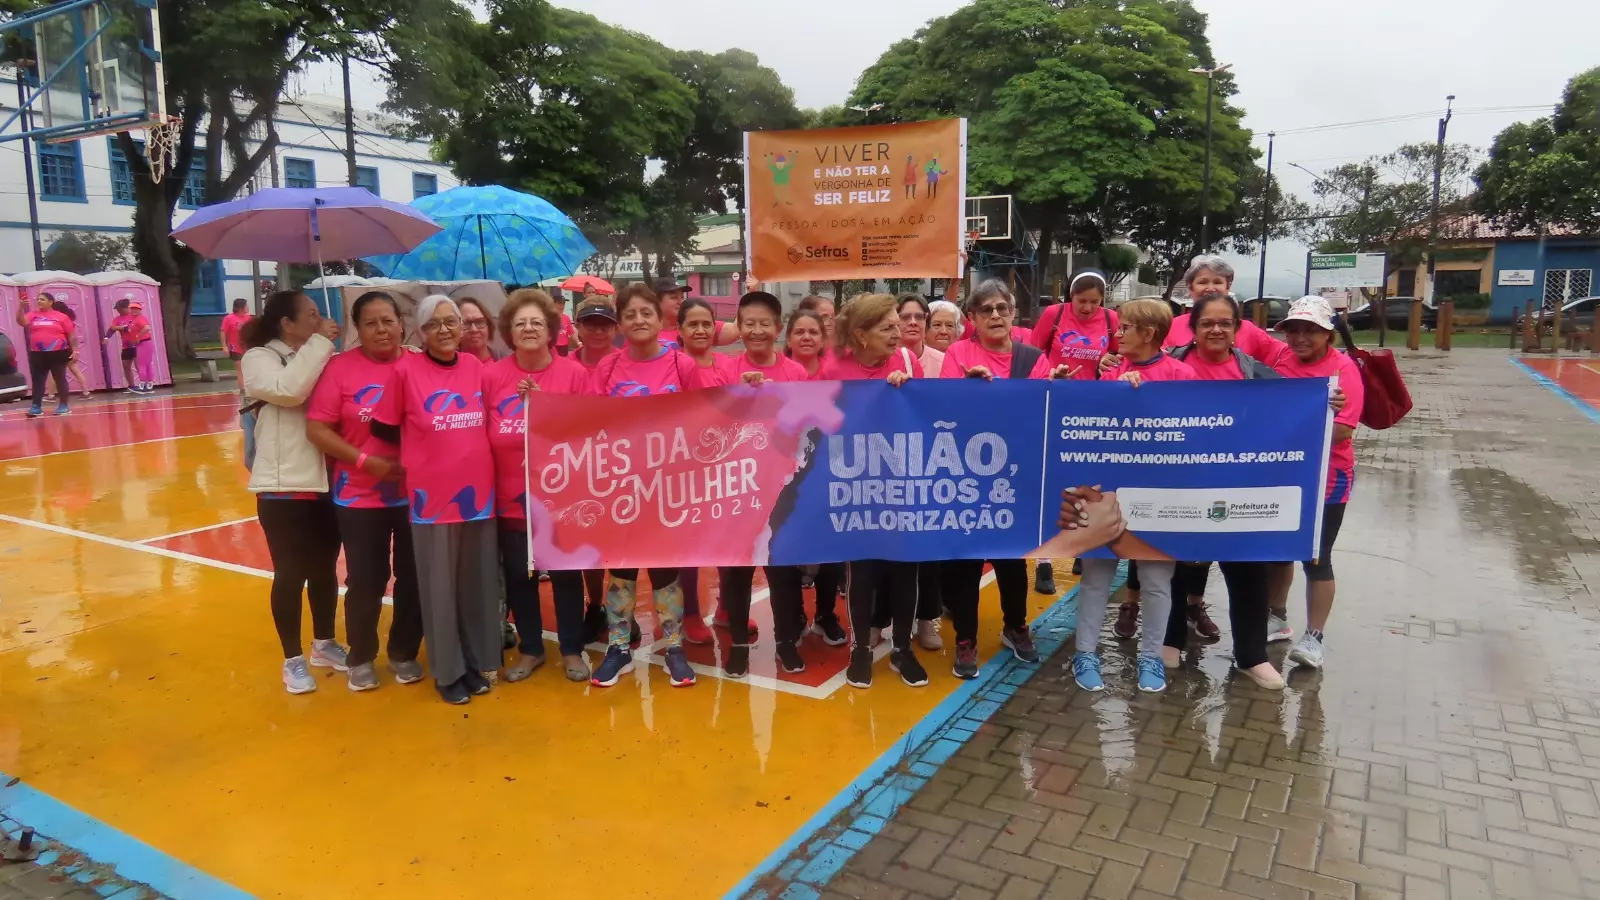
[423,390,469,414]
[786,244,805,264]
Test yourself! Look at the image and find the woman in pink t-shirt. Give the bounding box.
[304,290,423,691]
[457,296,499,364]
[15,292,76,417]
[588,284,703,690]
[927,300,962,352]
[783,308,829,379]
[1267,296,1364,673]
[677,298,736,387]
[1032,270,1120,380]
[483,289,594,684]
[896,294,945,378]
[821,293,930,691]
[1159,255,1282,362]
[796,295,837,352]
[366,294,499,706]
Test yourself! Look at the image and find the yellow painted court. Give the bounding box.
[0,392,1072,899]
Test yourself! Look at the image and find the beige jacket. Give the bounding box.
[242,334,336,494]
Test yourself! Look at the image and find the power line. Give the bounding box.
[1271,103,1554,136]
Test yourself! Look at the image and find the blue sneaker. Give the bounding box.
[590,645,634,687]
[1072,652,1104,692]
[53,404,69,416]
[663,647,696,687]
[25,405,41,418]
[1137,654,1166,693]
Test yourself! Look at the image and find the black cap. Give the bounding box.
[651,277,691,295]
[575,302,617,324]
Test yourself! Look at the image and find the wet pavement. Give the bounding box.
[758,348,1600,900]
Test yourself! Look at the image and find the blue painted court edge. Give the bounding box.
[1510,358,1600,426]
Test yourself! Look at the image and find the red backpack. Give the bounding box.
[1335,319,1412,429]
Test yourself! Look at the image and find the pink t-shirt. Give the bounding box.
[733,352,810,383]
[660,321,727,351]
[821,346,924,381]
[1273,348,1364,503]
[368,352,495,524]
[940,340,1052,379]
[221,312,249,354]
[1032,303,1118,378]
[555,313,574,349]
[23,310,73,352]
[1106,352,1196,383]
[111,314,153,345]
[1167,314,1282,363]
[483,354,588,524]
[572,346,614,370]
[307,349,407,509]
[1183,351,1247,382]
[589,345,706,396]
[684,353,738,388]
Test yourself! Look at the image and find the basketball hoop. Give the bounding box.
[141,115,183,184]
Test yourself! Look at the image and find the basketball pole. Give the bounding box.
[15,67,43,270]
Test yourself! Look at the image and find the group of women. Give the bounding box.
[240,252,1361,702]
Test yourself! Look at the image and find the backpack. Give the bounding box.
[1008,342,1044,379]
[1334,317,1412,429]
[238,346,288,471]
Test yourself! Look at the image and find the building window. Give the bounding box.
[109,137,140,205]
[180,150,207,208]
[1434,269,1482,301]
[1546,269,1593,306]
[1396,268,1417,297]
[412,173,437,198]
[191,261,224,315]
[355,166,379,194]
[701,275,732,297]
[38,143,84,201]
[284,158,315,189]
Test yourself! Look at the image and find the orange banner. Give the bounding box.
[743,119,966,283]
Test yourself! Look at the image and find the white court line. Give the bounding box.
[136,515,259,544]
[0,399,240,423]
[1,428,238,462]
[0,512,274,580]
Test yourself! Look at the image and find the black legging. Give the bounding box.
[1164,562,1269,668]
[719,565,808,645]
[28,349,69,409]
[257,495,341,659]
[499,524,586,656]
[873,560,942,629]
[335,504,423,668]
[941,559,1028,644]
[848,559,917,650]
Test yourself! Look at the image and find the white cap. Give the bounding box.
[1276,295,1336,332]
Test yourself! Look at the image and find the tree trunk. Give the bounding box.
[657,253,675,279]
[639,249,652,285]
[831,280,845,300]
[1035,222,1055,313]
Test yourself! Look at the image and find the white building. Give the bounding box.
[0,90,458,331]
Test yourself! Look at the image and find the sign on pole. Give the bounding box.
[1307,252,1387,309]
[743,119,966,283]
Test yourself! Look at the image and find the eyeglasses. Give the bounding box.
[512,319,548,332]
[900,312,927,323]
[421,317,462,334]
[461,318,489,331]
[1196,319,1236,331]
[972,303,1012,318]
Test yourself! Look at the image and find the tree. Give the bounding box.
[43,231,134,275]
[1095,243,1140,290]
[1476,67,1600,235]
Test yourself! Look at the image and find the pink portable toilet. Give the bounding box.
[0,275,22,367]
[12,271,107,392]
[88,271,170,389]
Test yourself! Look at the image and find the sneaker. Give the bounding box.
[810,617,848,646]
[1071,558,1083,576]
[915,618,943,650]
[1034,561,1057,595]
[952,639,979,679]
[346,662,379,692]
[1240,663,1286,691]
[682,615,714,645]
[282,656,316,694]
[584,606,607,645]
[1187,603,1221,641]
[846,647,874,688]
[1001,627,1039,663]
[1289,633,1325,669]
[1267,614,1294,643]
[53,404,69,416]
[505,652,545,683]
[391,659,424,684]
[437,678,471,705]
[724,645,750,679]
[890,648,929,687]
[461,669,492,695]
[538,572,550,582]
[502,620,518,650]
[1112,603,1139,640]
[309,639,349,672]
[868,626,885,648]
[664,647,696,687]
[1071,652,1104,692]
[591,646,634,687]
[25,405,41,418]
[712,610,759,639]
[1137,654,1167,693]
[776,641,806,673]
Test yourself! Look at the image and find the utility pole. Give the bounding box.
[1357,167,1374,251]
[1424,95,1455,304]
[341,53,359,188]
[1255,131,1274,300]
[271,152,288,290]
[16,66,42,270]
[1189,63,1231,250]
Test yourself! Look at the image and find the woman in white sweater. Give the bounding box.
[240,290,341,694]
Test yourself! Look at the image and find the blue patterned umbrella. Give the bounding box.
[364,185,596,284]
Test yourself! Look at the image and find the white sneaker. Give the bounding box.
[869,626,885,647]
[310,639,349,671]
[1288,633,1325,669]
[1267,614,1293,643]
[915,618,943,650]
[283,656,316,694]
[346,662,379,692]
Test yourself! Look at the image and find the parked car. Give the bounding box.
[1346,296,1437,330]
[0,333,27,403]
[1241,296,1291,325]
[1523,296,1600,335]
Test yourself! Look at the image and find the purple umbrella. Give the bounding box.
[171,186,441,263]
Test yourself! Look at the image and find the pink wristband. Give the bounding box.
[356,452,369,470]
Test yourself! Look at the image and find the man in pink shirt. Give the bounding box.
[105,298,155,393]
[221,298,251,360]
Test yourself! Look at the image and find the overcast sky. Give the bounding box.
[309,0,1596,296]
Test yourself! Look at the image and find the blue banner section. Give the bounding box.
[765,377,1331,565]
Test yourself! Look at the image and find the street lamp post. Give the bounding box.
[1189,63,1231,250]
[1256,131,1274,301]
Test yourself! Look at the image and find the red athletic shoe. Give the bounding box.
[682,616,714,645]
[713,610,760,639]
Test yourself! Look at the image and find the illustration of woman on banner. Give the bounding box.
[924,155,949,198]
[765,150,799,206]
[903,153,918,199]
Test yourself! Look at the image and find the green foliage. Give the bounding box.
[1476,67,1600,234]
[1449,292,1493,310]
[1095,243,1140,288]
[43,231,133,275]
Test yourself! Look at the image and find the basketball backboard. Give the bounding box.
[1,0,165,145]
[964,194,1013,242]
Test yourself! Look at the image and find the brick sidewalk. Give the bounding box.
[755,348,1600,900]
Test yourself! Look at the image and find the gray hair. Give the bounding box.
[417,293,459,326]
[1183,254,1235,287]
[929,299,965,337]
[967,278,1014,312]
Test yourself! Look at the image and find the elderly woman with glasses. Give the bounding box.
[927,300,963,353]
[457,297,499,363]
[365,295,499,705]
